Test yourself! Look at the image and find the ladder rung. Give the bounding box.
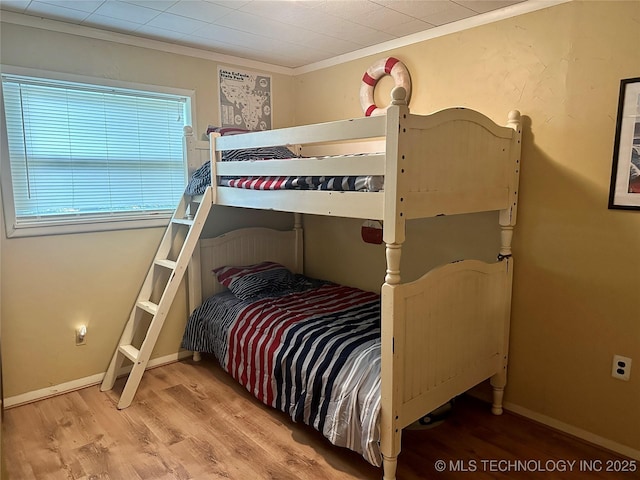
[136,300,158,315]
[155,259,177,270]
[172,218,194,226]
[118,344,140,362]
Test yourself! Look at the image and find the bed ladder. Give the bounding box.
[100,187,213,409]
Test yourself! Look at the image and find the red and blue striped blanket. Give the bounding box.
[181,280,383,466]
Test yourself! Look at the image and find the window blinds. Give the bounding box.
[1,74,188,226]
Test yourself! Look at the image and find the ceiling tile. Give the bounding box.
[147,12,209,34]
[123,0,178,11]
[372,0,440,17]
[456,0,523,14]
[93,0,160,23]
[382,18,434,37]
[420,2,475,26]
[167,0,233,23]
[26,1,92,22]
[352,6,418,30]
[313,0,383,19]
[82,12,144,31]
[207,0,251,10]
[237,1,329,30]
[210,10,280,37]
[38,1,106,14]
[135,23,187,41]
[0,1,30,13]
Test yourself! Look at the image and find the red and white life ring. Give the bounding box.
[359,57,411,117]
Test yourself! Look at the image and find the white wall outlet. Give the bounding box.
[611,355,632,381]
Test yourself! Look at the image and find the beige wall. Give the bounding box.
[296,1,640,453]
[1,0,638,459]
[0,23,294,398]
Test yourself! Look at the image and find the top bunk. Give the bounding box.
[184,87,522,234]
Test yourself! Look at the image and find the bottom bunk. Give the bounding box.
[182,264,383,465]
[183,226,512,479]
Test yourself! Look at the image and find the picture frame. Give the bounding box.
[608,77,640,210]
[218,66,272,131]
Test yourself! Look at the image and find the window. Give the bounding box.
[0,68,193,237]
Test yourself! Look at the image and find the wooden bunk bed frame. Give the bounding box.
[180,88,522,480]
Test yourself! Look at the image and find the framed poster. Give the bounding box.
[608,77,640,210]
[218,66,272,131]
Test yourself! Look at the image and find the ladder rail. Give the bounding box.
[101,186,213,408]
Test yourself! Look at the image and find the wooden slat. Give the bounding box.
[216,154,386,177]
[215,115,387,150]
[403,188,510,218]
[155,258,177,270]
[118,344,140,362]
[171,218,194,226]
[216,187,384,219]
[136,300,158,315]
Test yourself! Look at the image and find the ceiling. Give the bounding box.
[0,0,527,69]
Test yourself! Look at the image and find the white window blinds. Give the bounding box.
[1,73,188,230]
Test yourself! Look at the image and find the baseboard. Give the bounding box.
[503,401,640,461]
[4,350,193,409]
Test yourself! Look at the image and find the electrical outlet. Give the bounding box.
[611,355,632,381]
[75,325,87,346]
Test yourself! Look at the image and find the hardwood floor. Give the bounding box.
[4,357,638,479]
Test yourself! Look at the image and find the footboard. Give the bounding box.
[379,259,512,473]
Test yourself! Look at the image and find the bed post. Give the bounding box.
[492,110,521,415]
[379,87,410,480]
[381,244,402,480]
[293,213,303,274]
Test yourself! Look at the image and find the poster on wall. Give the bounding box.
[609,77,640,210]
[218,66,272,131]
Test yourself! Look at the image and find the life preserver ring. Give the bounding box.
[360,57,411,117]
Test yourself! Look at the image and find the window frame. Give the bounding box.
[0,65,196,238]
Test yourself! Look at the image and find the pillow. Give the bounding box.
[206,126,250,136]
[222,145,295,161]
[206,125,296,161]
[213,262,297,300]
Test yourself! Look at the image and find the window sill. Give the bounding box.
[6,214,172,238]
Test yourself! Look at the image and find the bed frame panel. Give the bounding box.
[379,258,512,475]
[199,225,303,300]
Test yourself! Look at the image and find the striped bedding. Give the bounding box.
[181,279,383,466]
[219,173,382,191]
[185,157,383,196]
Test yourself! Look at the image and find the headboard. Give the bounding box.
[199,227,303,300]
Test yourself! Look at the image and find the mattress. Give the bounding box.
[181,264,383,466]
[185,157,383,196]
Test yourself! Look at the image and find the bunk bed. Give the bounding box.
[180,87,522,480]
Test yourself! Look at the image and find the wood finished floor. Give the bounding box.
[4,357,638,480]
